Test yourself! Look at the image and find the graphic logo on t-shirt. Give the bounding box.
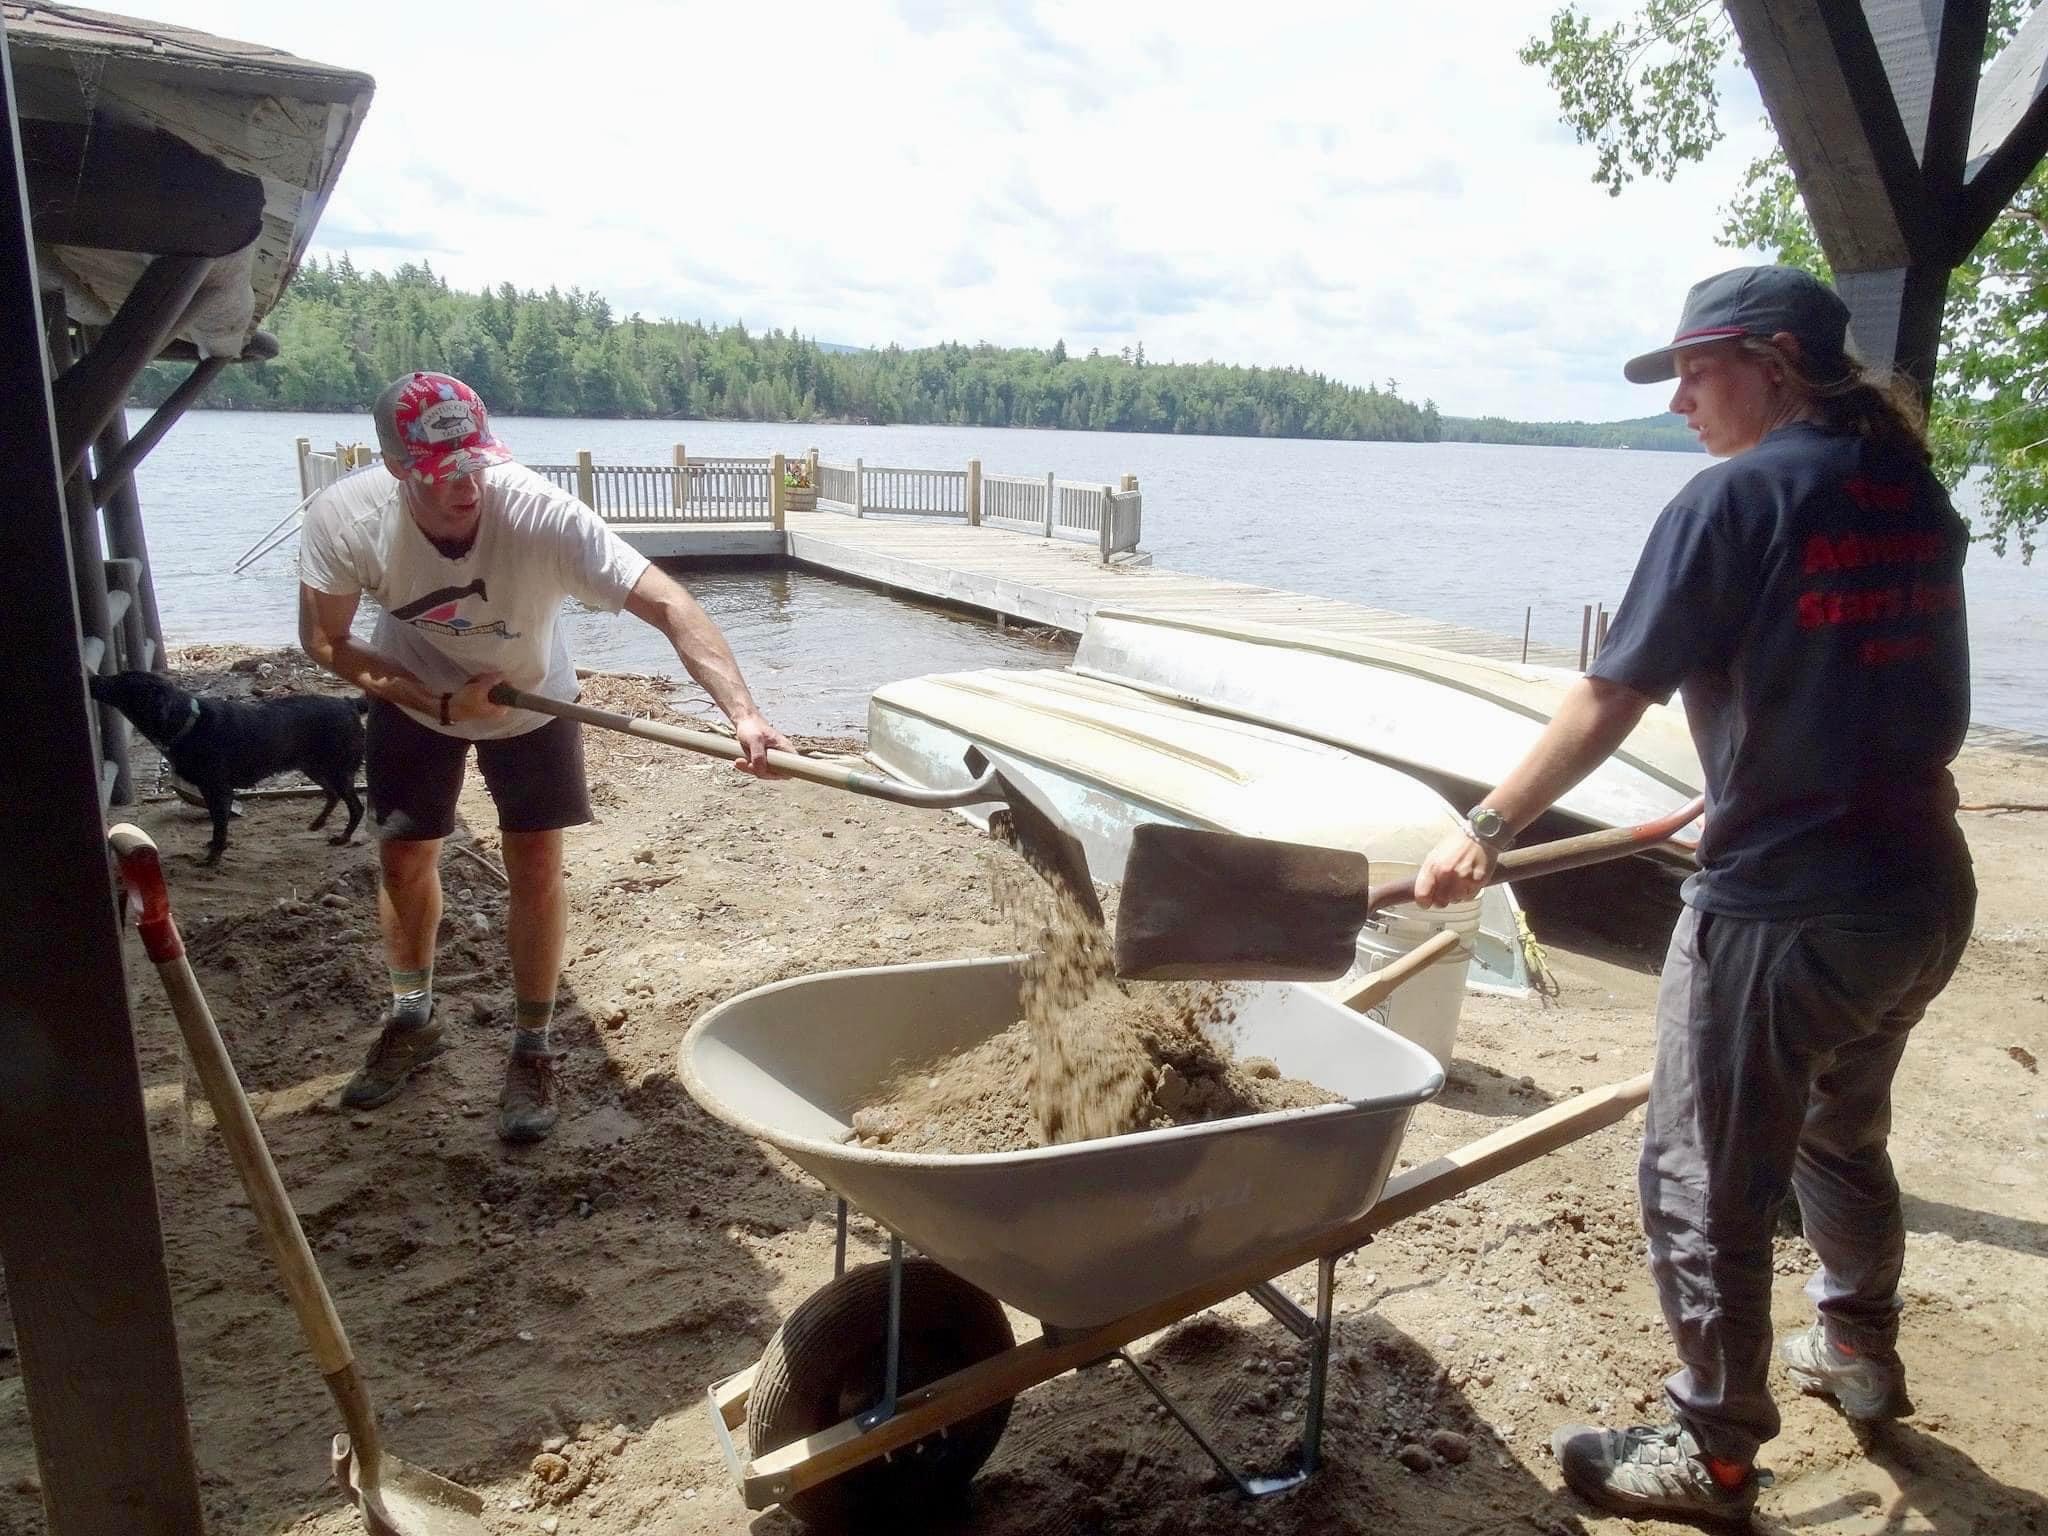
[390,578,520,639]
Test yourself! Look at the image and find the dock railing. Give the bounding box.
[815,455,1141,561]
[289,439,1142,561]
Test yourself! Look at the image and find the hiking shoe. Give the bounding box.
[497,1050,562,1144]
[1552,1422,1759,1524]
[339,1008,446,1110]
[1780,1324,1914,1419]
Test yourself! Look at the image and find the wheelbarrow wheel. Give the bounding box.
[749,1257,1015,1530]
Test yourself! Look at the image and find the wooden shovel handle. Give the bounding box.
[106,826,386,1468]
[487,684,1001,809]
[1368,794,1706,910]
[1337,929,1463,1014]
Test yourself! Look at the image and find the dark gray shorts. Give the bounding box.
[365,699,592,841]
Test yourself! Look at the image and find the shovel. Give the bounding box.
[486,683,1103,924]
[1114,796,1707,980]
[107,825,487,1536]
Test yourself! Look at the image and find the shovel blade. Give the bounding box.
[965,746,1105,928]
[1114,822,1374,981]
[334,1435,487,1536]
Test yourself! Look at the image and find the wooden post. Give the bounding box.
[1595,604,1610,658]
[966,458,982,526]
[806,447,819,484]
[295,435,310,499]
[576,449,596,509]
[853,457,865,519]
[672,443,686,514]
[0,65,210,1528]
[770,452,787,530]
[1100,484,1114,564]
[1121,472,1137,492]
[1521,607,1532,665]
[1579,604,1593,670]
[1044,470,1056,537]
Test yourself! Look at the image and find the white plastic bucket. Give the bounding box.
[1328,895,1478,1069]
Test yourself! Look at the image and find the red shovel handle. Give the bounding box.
[1369,795,1707,910]
[108,824,183,963]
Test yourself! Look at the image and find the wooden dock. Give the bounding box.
[603,509,1581,667]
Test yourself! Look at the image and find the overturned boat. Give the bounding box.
[868,668,1537,1067]
[1073,609,1704,846]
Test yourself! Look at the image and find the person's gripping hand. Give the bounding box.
[450,671,510,723]
[1412,827,1497,908]
[732,711,795,778]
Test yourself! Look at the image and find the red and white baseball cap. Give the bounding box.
[372,372,513,484]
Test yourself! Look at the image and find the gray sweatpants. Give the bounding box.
[1639,880,1975,1463]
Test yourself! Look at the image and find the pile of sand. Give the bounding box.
[850,857,1338,1153]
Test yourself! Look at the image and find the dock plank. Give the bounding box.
[615,509,1586,669]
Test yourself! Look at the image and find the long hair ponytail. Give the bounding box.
[1740,337,1932,464]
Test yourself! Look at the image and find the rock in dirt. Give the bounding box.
[1426,1429,1472,1465]
[530,1453,569,1483]
[1396,1443,1436,1473]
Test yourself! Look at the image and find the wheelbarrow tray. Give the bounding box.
[679,955,1444,1330]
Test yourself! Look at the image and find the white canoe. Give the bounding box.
[1073,610,1704,841]
[867,668,1536,1064]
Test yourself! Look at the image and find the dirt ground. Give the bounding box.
[2,644,2044,1536]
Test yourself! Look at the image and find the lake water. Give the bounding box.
[129,409,2048,736]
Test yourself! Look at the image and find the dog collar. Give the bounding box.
[162,696,201,748]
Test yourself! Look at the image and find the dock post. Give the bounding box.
[770,452,787,530]
[295,436,310,500]
[672,443,686,513]
[966,458,982,525]
[806,447,819,485]
[1521,606,1531,664]
[1579,604,1593,670]
[575,449,596,509]
[1044,470,1056,537]
[854,457,865,519]
[1121,472,1137,492]
[1595,604,1610,657]
[1100,484,1114,564]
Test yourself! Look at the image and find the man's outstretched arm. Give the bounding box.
[622,565,792,771]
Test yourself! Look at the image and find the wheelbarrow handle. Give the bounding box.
[105,825,388,1474]
[487,684,1004,810]
[1367,794,1707,911]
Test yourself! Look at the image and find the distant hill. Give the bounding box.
[1439,412,1702,453]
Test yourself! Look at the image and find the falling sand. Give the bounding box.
[851,855,1338,1154]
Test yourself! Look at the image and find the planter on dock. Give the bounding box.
[784,485,817,514]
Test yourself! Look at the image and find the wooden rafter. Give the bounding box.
[20,115,264,257]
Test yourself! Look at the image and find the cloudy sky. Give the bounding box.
[106,0,1779,422]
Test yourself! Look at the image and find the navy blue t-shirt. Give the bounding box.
[1589,423,1971,917]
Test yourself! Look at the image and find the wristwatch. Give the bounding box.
[1462,806,1513,855]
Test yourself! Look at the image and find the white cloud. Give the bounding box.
[112,0,1780,420]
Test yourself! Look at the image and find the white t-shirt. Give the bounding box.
[298,463,650,740]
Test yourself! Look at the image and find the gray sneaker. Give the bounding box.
[340,1008,446,1109]
[497,1050,562,1144]
[1780,1324,1914,1419]
[1552,1422,1758,1524]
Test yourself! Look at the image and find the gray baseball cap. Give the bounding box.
[1624,265,1851,384]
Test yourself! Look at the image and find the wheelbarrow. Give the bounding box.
[679,955,1653,1527]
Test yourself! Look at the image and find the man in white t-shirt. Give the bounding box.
[298,372,792,1143]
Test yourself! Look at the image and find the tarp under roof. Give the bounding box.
[4,1,373,357]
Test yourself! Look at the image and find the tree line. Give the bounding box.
[132,258,1445,443]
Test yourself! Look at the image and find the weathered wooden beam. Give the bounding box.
[1960,0,2048,250]
[1724,0,1937,271]
[50,252,212,477]
[158,326,279,364]
[19,115,265,257]
[91,354,229,508]
[1834,264,1952,402]
[0,35,208,1536]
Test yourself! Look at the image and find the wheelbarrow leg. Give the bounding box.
[1116,1251,1341,1499]
[856,1235,906,1430]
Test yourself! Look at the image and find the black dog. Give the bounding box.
[89,670,368,864]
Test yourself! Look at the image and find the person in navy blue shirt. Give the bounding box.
[1413,266,1975,1525]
